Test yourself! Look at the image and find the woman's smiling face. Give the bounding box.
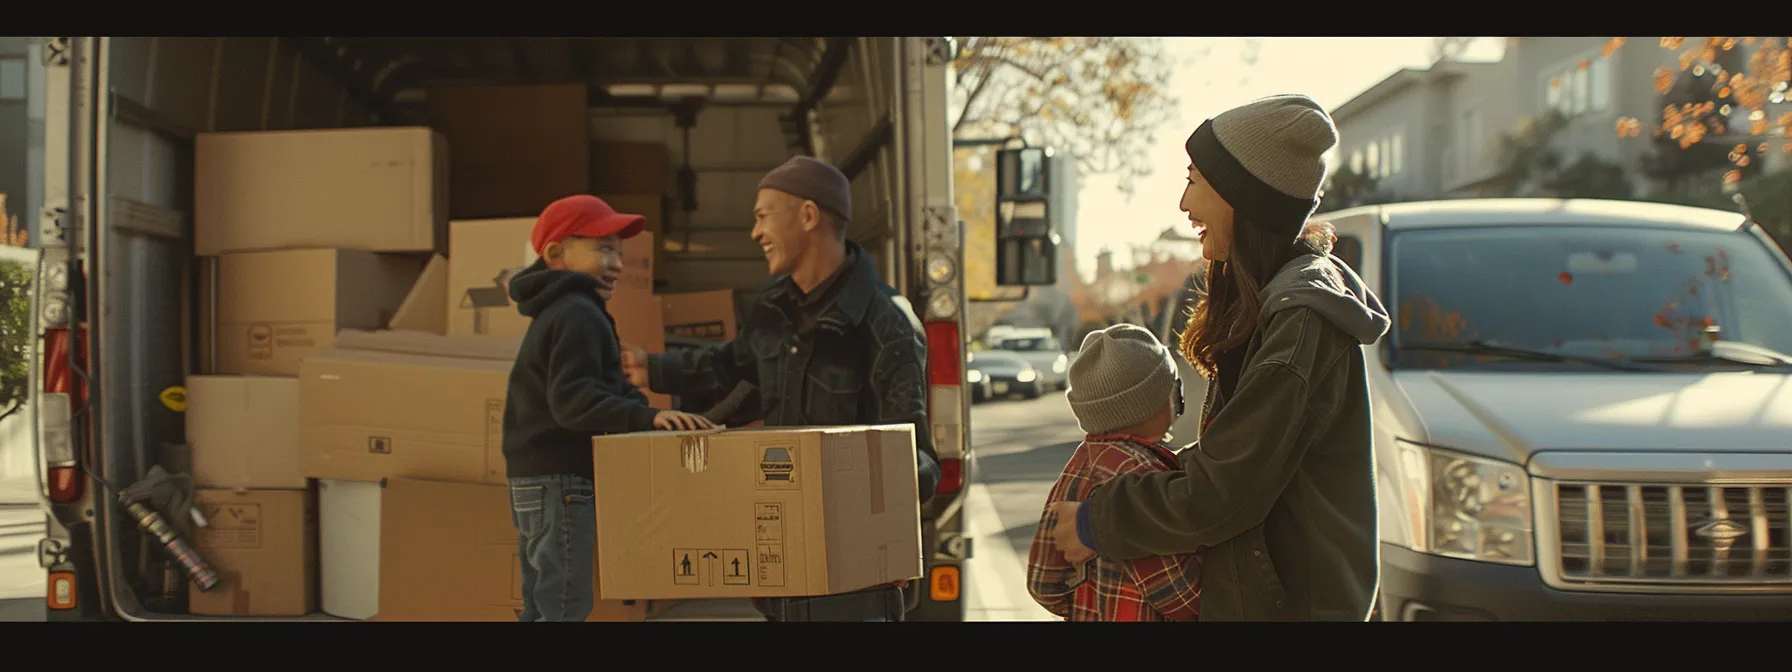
[1181,165,1235,262]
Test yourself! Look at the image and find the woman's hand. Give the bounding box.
[1049,501,1096,564]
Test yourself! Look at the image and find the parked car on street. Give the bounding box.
[1322,198,1792,621]
[965,350,1042,401]
[985,328,1069,392]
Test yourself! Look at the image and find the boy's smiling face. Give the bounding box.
[544,234,625,299]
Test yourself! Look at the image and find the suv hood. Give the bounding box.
[1388,370,1792,464]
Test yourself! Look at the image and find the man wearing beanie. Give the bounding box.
[620,155,940,622]
[1025,325,1204,622]
[1047,94,1391,622]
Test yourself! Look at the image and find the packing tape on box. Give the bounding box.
[677,427,730,474]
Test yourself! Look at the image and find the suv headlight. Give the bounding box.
[1016,369,1037,383]
[967,369,984,384]
[1394,440,1534,566]
[1052,354,1068,374]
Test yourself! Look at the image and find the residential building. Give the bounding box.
[1330,37,1791,203]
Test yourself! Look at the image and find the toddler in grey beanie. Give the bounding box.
[1065,324,1180,435]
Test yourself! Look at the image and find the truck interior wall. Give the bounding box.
[99,36,376,614]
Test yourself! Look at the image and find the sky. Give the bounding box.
[1070,37,1506,281]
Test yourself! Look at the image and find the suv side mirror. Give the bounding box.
[994,147,1059,287]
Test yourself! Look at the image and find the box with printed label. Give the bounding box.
[318,477,647,622]
[188,488,318,616]
[298,330,516,486]
[591,425,923,600]
[660,289,738,342]
[214,249,422,376]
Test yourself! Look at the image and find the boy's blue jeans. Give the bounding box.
[508,474,596,622]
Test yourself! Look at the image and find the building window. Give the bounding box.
[1350,150,1364,175]
[1390,131,1404,176]
[1378,136,1393,179]
[1544,53,1611,118]
[1366,142,1379,177]
[0,57,25,101]
[1460,107,1483,177]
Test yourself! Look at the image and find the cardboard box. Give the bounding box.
[388,255,448,335]
[318,478,647,622]
[298,332,515,486]
[445,219,657,340]
[216,249,422,376]
[195,127,447,257]
[186,376,305,491]
[592,425,923,600]
[589,142,670,196]
[660,290,738,342]
[189,488,318,617]
[426,83,589,219]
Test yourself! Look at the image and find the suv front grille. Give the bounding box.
[1552,483,1792,586]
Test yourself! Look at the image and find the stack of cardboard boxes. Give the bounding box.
[178,83,923,621]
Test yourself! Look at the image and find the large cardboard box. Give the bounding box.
[318,478,647,622]
[298,331,516,486]
[426,83,589,219]
[445,219,657,340]
[185,375,305,491]
[195,127,447,257]
[189,488,318,617]
[216,249,421,376]
[660,290,738,342]
[589,142,670,196]
[592,425,923,600]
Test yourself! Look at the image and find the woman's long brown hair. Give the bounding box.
[1179,219,1336,378]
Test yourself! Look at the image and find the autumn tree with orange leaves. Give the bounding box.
[1615,37,1792,248]
[950,37,1179,198]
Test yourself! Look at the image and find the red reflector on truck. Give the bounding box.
[47,466,83,504]
[936,458,963,494]
[925,322,961,386]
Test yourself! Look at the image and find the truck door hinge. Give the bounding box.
[43,38,71,67]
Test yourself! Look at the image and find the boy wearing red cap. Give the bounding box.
[501,194,714,622]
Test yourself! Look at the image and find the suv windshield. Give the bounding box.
[1388,225,1792,371]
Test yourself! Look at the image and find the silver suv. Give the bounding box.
[1324,198,1792,621]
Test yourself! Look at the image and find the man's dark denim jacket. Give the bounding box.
[646,241,942,504]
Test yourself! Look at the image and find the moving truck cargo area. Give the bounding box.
[28,37,979,622]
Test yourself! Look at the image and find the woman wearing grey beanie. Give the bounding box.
[1047,94,1392,621]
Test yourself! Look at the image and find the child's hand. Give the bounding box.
[620,343,650,388]
[653,410,716,432]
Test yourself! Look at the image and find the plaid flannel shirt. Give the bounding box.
[1026,433,1205,622]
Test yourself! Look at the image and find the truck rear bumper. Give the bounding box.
[1380,543,1792,621]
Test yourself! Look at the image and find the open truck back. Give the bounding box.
[29,36,982,621]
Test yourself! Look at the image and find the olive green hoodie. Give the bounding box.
[1080,239,1390,621]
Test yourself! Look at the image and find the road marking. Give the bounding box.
[964,483,1058,622]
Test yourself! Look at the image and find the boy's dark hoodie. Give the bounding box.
[501,259,659,479]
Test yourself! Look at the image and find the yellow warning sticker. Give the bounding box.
[159,386,187,413]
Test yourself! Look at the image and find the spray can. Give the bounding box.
[123,500,222,592]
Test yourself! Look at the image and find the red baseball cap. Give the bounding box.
[531,195,647,255]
